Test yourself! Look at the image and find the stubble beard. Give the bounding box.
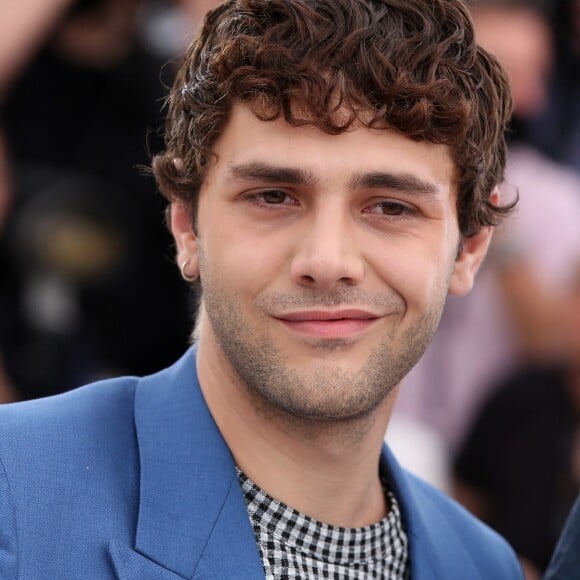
[201,275,448,427]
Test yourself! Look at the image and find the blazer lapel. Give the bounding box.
[109,347,264,580]
[108,540,188,580]
[380,445,481,580]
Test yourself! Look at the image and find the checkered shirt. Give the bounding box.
[237,469,410,579]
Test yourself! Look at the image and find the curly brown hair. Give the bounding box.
[153,0,513,237]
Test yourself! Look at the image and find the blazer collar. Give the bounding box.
[109,346,264,580]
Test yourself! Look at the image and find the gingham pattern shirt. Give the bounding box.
[237,469,410,579]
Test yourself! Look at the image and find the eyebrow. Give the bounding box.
[348,171,442,196]
[227,162,442,196]
[227,162,318,186]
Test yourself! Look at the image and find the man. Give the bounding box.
[0,1,523,578]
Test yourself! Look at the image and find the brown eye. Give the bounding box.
[251,190,297,206]
[259,190,292,204]
[366,201,415,216]
[380,202,407,215]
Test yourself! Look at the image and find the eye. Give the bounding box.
[249,190,298,206]
[364,200,416,217]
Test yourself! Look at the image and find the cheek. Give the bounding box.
[199,231,285,296]
[373,238,456,311]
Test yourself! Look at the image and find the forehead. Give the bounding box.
[207,104,457,192]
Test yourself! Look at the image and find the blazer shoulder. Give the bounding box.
[404,472,523,578]
[0,377,142,579]
[0,377,140,474]
[0,376,138,427]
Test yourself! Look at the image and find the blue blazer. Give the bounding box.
[0,347,523,579]
[544,494,580,580]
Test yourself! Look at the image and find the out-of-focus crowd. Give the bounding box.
[0,0,214,402]
[0,1,578,579]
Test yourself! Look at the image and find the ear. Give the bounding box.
[170,202,199,279]
[448,225,493,296]
[449,188,500,296]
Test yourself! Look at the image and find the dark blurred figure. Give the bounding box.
[0,0,193,399]
[453,264,580,578]
[0,135,11,231]
[0,133,18,403]
[524,0,580,171]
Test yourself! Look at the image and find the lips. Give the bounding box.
[276,309,379,338]
[278,309,377,321]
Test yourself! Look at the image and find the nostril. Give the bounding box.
[300,274,316,284]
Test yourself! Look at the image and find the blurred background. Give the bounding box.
[0,1,578,579]
[0,0,222,401]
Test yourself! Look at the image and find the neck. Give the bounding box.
[196,335,398,528]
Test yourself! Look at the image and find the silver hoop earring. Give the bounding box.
[180,259,196,282]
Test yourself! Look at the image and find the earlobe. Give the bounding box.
[170,202,199,280]
[449,225,493,296]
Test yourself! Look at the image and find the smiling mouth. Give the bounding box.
[276,310,380,339]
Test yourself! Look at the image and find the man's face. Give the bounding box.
[172,104,491,422]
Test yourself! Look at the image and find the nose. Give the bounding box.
[290,205,365,289]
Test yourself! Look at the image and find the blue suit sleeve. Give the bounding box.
[0,454,18,579]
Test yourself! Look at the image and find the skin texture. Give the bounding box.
[171,104,493,527]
